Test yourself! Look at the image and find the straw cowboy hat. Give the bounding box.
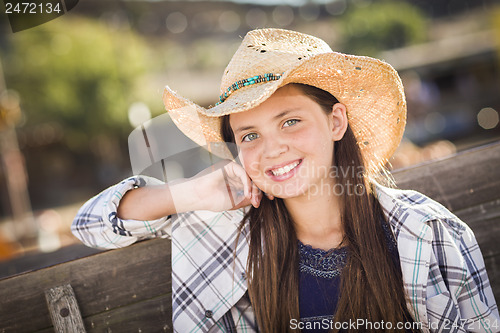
[162,28,406,173]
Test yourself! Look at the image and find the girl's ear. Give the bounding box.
[330,103,348,141]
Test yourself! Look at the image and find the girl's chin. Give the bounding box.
[262,183,309,200]
[272,192,307,200]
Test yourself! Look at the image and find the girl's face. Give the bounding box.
[229,85,347,199]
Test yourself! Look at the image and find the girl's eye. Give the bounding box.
[242,133,259,142]
[283,119,299,127]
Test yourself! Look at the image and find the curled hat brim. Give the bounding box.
[163,51,406,174]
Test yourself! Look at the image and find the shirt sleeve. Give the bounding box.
[71,175,172,249]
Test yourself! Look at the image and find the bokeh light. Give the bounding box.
[165,12,188,34]
[424,112,446,134]
[246,8,268,28]
[299,3,320,21]
[325,0,347,15]
[272,6,294,27]
[128,102,152,128]
[477,107,499,130]
[219,10,241,32]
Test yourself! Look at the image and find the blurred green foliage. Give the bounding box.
[1,17,157,152]
[340,0,428,56]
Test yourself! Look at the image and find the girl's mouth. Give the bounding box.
[266,159,303,181]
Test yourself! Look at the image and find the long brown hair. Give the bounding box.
[221,83,416,332]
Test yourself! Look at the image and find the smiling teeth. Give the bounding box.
[271,161,300,176]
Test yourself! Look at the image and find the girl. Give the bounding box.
[73,29,499,332]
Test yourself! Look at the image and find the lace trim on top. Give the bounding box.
[300,314,333,323]
[298,241,348,279]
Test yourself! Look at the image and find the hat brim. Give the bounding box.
[163,52,406,174]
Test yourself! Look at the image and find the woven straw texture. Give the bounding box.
[162,28,406,174]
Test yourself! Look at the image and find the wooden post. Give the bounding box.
[0,56,37,241]
[45,284,86,333]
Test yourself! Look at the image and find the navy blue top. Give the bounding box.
[298,241,347,332]
[298,220,401,332]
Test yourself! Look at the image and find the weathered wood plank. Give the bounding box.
[455,201,500,258]
[393,142,500,212]
[45,284,86,333]
[455,198,500,225]
[0,244,103,279]
[82,295,172,333]
[36,295,172,333]
[0,238,171,332]
[484,256,500,305]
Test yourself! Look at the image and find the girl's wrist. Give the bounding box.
[167,177,208,213]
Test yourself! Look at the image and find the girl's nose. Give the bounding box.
[263,135,288,159]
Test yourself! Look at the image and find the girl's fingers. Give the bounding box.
[223,161,271,209]
[244,175,252,199]
[227,162,252,200]
[251,182,261,208]
[237,166,252,199]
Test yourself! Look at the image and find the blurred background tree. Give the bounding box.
[1,17,163,207]
[340,0,428,56]
[3,17,156,148]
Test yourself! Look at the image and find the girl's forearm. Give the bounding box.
[116,179,199,220]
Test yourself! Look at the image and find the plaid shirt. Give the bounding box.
[72,176,499,333]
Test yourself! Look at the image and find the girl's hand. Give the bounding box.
[170,160,263,213]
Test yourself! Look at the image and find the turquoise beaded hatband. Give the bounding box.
[215,73,284,106]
